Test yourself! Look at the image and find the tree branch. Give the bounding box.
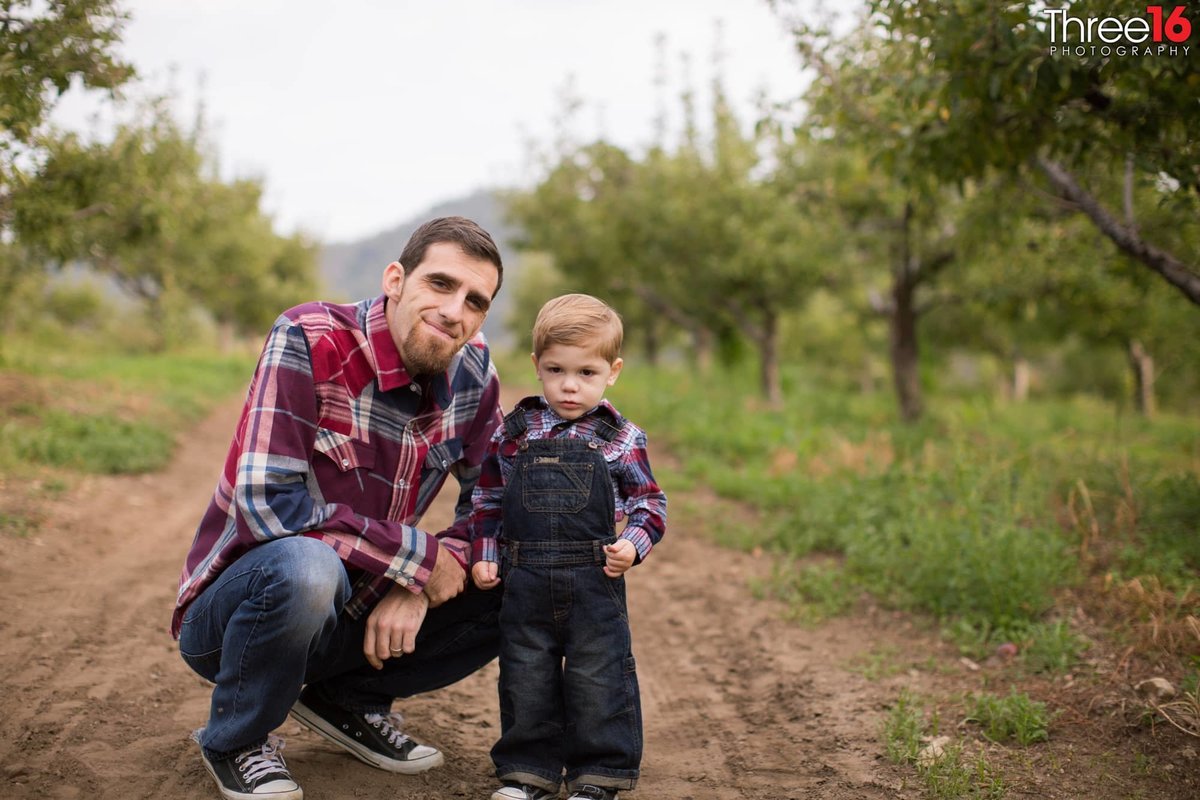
[620,281,702,335]
[1036,156,1200,307]
[719,292,767,344]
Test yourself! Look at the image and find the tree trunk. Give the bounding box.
[693,327,713,374]
[889,270,923,422]
[888,278,921,422]
[1127,340,1156,418]
[1012,355,1031,403]
[757,309,781,405]
[145,293,168,353]
[887,202,925,423]
[643,315,660,366]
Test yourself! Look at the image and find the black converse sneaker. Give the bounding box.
[490,781,559,800]
[567,786,618,800]
[195,731,302,800]
[289,687,443,774]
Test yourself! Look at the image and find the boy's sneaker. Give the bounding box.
[491,782,558,800]
[567,786,618,800]
[289,687,443,774]
[195,731,302,800]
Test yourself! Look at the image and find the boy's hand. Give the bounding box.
[471,560,500,590]
[603,539,636,578]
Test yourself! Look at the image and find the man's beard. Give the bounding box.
[401,324,459,376]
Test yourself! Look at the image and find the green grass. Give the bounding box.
[755,558,859,624]
[0,511,37,537]
[6,410,174,473]
[12,349,255,424]
[883,689,928,764]
[0,335,255,477]
[604,359,1200,640]
[942,618,1089,673]
[1018,620,1090,674]
[967,690,1054,745]
[882,690,1007,798]
[919,743,1006,800]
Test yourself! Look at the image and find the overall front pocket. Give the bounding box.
[521,461,593,513]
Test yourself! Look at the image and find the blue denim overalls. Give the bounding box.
[491,409,642,793]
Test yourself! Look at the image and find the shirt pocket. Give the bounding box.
[313,428,377,487]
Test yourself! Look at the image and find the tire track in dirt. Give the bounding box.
[1,393,915,799]
[629,489,906,800]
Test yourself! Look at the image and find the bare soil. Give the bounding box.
[1,395,1196,799]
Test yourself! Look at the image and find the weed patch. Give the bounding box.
[882,689,927,764]
[1018,620,1090,674]
[967,690,1054,745]
[759,558,858,624]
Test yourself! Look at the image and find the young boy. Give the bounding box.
[469,294,667,800]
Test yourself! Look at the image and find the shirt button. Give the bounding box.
[341,458,350,467]
[397,479,407,488]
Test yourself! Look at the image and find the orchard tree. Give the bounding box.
[0,0,132,344]
[778,0,1200,306]
[13,103,318,348]
[511,78,845,402]
[13,105,207,317]
[179,177,319,344]
[0,0,131,143]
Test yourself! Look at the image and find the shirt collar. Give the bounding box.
[521,395,623,425]
[363,295,451,404]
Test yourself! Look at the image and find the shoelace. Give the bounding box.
[364,711,411,748]
[235,735,290,783]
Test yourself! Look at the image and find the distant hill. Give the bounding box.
[318,189,522,347]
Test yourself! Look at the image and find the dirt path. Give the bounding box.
[7,394,1162,799]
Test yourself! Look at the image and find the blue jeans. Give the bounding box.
[178,537,500,760]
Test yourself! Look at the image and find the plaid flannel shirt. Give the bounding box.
[172,295,502,638]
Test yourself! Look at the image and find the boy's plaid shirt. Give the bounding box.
[172,296,502,637]
[469,396,667,567]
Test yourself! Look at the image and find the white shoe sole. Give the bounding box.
[289,701,444,774]
[199,753,303,800]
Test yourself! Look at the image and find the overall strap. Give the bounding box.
[502,407,529,440]
[591,416,626,444]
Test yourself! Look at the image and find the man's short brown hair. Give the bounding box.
[532,293,624,363]
[399,216,504,295]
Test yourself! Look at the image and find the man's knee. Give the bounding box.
[255,537,349,624]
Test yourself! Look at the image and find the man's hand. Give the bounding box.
[471,560,500,590]
[363,584,429,669]
[423,541,467,607]
[603,539,636,578]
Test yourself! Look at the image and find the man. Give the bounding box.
[173,217,506,800]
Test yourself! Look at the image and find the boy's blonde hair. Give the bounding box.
[532,294,624,363]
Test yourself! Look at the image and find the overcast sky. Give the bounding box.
[54,0,811,244]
